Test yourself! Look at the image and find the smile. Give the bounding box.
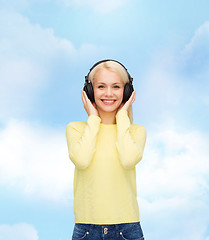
[101,99,116,105]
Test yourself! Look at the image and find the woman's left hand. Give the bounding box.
[118,90,136,112]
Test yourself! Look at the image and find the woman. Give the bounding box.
[66,60,147,240]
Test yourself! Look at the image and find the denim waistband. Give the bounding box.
[75,222,140,231]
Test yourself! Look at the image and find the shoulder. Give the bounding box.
[130,124,146,136]
[66,121,87,133]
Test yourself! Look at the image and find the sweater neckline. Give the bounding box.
[100,123,116,127]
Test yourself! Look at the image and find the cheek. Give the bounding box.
[93,89,102,105]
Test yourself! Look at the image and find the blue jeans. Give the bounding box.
[72,222,144,240]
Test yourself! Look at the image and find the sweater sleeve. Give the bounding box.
[66,115,101,170]
[116,109,147,169]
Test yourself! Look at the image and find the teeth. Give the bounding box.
[103,100,114,103]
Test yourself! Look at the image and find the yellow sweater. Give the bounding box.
[66,110,146,224]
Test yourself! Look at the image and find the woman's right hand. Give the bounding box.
[81,90,98,116]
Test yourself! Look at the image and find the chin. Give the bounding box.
[99,104,121,113]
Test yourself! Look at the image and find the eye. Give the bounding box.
[113,85,120,88]
[98,85,104,88]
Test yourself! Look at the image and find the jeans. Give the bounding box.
[72,222,144,240]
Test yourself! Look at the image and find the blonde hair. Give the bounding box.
[89,60,133,123]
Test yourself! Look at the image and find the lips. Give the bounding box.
[101,99,116,105]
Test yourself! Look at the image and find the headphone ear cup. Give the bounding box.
[83,82,95,103]
[123,83,134,103]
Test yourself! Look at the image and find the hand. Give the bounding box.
[118,90,136,112]
[81,90,98,116]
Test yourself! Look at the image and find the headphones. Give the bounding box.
[83,59,134,103]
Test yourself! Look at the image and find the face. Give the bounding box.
[93,68,124,115]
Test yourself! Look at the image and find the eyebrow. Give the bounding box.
[94,82,123,85]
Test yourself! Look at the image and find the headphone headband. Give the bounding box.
[85,59,133,84]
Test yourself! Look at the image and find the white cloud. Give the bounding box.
[139,196,209,240]
[0,58,46,119]
[0,10,76,61]
[181,21,209,79]
[136,126,209,239]
[58,0,131,14]
[135,50,183,125]
[184,21,209,56]
[0,6,208,240]
[136,21,209,127]
[134,21,209,239]
[0,223,38,240]
[0,10,75,121]
[0,119,74,202]
[138,127,209,198]
[0,10,104,121]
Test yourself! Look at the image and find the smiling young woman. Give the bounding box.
[92,68,124,124]
[66,60,147,240]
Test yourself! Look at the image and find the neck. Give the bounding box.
[98,110,117,124]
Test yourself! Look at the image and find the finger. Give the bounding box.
[81,90,87,106]
[82,89,89,102]
[82,89,86,99]
[127,91,134,104]
[81,90,85,102]
[82,90,96,113]
[129,90,135,103]
[121,91,135,110]
[131,91,136,103]
[83,90,92,104]
[131,90,135,98]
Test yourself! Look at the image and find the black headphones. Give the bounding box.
[83,59,134,103]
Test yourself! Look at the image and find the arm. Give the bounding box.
[116,109,147,169]
[66,115,101,169]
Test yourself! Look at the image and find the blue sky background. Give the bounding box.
[0,0,209,239]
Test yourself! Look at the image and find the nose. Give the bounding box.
[105,86,113,97]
